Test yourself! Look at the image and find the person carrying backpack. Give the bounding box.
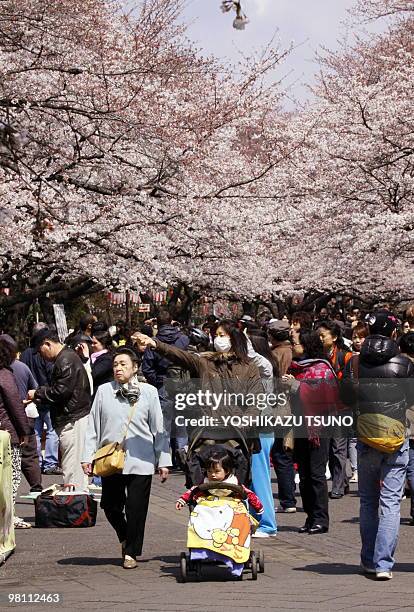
[318,320,352,499]
[341,310,414,580]
[141,311,190,450]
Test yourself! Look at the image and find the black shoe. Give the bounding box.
[43,466,63,476]
[298,524,309,533]
[344,485,350,495]
[329,491,343,499]
[30,485,43,493]
[308,525,328,535]
[410,518,414,526]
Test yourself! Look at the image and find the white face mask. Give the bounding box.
[214,336,232,353]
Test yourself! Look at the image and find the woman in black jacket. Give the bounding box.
[91,327,114,396]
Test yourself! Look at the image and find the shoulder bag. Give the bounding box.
[92,400,138,477]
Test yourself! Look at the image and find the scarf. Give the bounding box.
[116,375,141,404]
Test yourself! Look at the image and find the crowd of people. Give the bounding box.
[0,302,414,579]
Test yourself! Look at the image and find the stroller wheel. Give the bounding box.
[257,550,265,573]
[194,560,202,581]
[180,552,187,583]
[250,552,258,580]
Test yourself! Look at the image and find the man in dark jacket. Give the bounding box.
[20,324,61,475]
[26,329,91,490]
[142,311,189,448]
[342,310,414,580]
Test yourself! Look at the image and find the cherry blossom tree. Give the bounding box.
[354,0,413,20]
[261,0,414,304]
[0,0,293,323]
[2,0,412,329]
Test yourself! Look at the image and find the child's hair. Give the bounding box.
[204,449,234,477]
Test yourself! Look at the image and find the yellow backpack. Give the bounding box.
[357,413,405,454]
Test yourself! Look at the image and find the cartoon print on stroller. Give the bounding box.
[179,481,265,581]
[178,437,265,582]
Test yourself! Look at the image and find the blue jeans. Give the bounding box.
[251,435,277,535]
[406,440,414,518]
[358,440,408,572]
[34,407,59,470]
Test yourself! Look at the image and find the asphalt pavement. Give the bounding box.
[1,472,414,612]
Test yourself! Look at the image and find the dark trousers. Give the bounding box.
[21,421,42,489]
[294,437,329,529]
[271,438,296,509]
[329,437,348,495]
[101,474,152,558]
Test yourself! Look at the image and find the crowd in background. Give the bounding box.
[0,301,414,577]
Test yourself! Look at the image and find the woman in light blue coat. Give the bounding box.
[82,348,171,569]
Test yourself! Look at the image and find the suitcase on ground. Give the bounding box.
[34,485,97,528]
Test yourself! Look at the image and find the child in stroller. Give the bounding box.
[176,448,263,579]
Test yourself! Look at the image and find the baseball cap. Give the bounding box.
[365,310,398,337]
[267,320,290,333]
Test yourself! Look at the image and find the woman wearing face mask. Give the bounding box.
[133,320,264,485]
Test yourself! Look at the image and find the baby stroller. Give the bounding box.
[178,428,259,488]
[179,481,264,581]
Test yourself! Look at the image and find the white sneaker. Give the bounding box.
[294,473,300,485]
[376,570,393,580]
[275,506,297,513]
[349,472,358,483]
[252,531,276,539]
[88,484,102,491]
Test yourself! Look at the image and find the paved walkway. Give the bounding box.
[1,474,414,611]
